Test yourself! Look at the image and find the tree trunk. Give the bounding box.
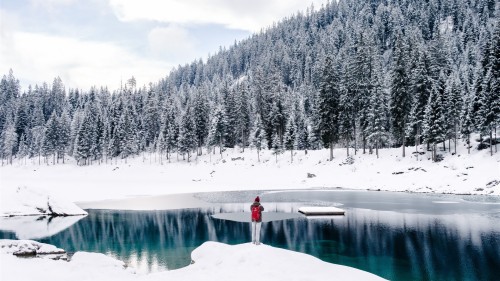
[257,148,260,162]
[329,141,333,161]
[495,126,498,153]
[467,134,470,154]
[219,138,223,158]
[376,139,379,159]
[433,143,437,162]
[402,135,406,157]
[290,149,293,163]
[490,129,493,156]
[454,123,457,155]
[362,135,366,154]
[354,120,357,155]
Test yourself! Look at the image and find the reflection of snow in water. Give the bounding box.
[0,215,86,239]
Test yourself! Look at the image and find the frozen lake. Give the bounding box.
[1,189,499,280]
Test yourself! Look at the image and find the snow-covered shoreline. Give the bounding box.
[0,239,387,281]
[0,186,87,217]
[1,144,499,214]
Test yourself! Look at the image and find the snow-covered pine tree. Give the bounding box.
[284,113,296,162]
[390,34,411,157]
[207,105,226,157]
[42,112,58,164]
[193,89,209,155]
[338,49,355,156]
[271,130,282,163]
[460,89,475,154]
[293,95,309,154]
[74,110,95,165]
[477,68,497,155]
[235,83,251,151]
[250,114,266,162]
[1,120,17,165]
[423,80,446,162]
[407,47,432,150]
[178,104,197,162]
[366,56,389,159]
[143,85,161,151]
[318,56,340,160]
[17,133,28,164]
[444,71,463,154]
[117,104,139,161]
[222,84,238,148]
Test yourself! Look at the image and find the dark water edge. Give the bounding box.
[1,190,500,280]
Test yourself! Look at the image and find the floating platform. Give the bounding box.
[298,206,345,216]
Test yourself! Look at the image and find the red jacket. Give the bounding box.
[250,202,264,222]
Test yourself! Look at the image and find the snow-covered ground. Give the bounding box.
[0,240,386,281]
[0,186,87,217]
[1,139,499,212]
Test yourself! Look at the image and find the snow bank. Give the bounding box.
[0,240,386,281]
[0,239,65,256]
[0,186,87,217]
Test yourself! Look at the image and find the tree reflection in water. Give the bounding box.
[1,205,499,280]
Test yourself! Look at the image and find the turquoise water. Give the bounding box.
[1,190,499,280]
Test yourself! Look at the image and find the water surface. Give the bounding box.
[1,190,499,280]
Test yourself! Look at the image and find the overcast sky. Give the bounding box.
[0,0,327,91]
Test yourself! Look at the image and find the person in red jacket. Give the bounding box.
[250,196,264,245]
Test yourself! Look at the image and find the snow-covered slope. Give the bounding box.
[1,141,499,208]
[0,186,87,217]
[0,137,498,217]
[0,240,386,281]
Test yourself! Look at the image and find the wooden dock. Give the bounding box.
[298,206,345,216]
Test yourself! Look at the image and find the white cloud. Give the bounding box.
[109,0,328,32]
[0,31,173,91]
[148,25,197,63]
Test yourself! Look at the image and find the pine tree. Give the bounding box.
[460,92,474,154]
[477,69,497,155]
[271,131,282,163]
[444,72,463,154]
[207,105,226,156]
[407,47,432,150]
[423,81,446,161]
[193,89,209,155]
[366,59,389,159]
[1,121,17,164]
[250,114,266,162]
[390,35,411,157]
[284,114,296,162]
[43,112,58,164]
[318,56,340,160]
[143,85,161,150]
[74,112,94,165]
[178,104,196,162]
[17,133,28,164]
[236,83,251,150]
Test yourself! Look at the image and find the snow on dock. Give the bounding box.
[298,206,345,216]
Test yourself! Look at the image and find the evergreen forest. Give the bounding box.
[0,0,499,165]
